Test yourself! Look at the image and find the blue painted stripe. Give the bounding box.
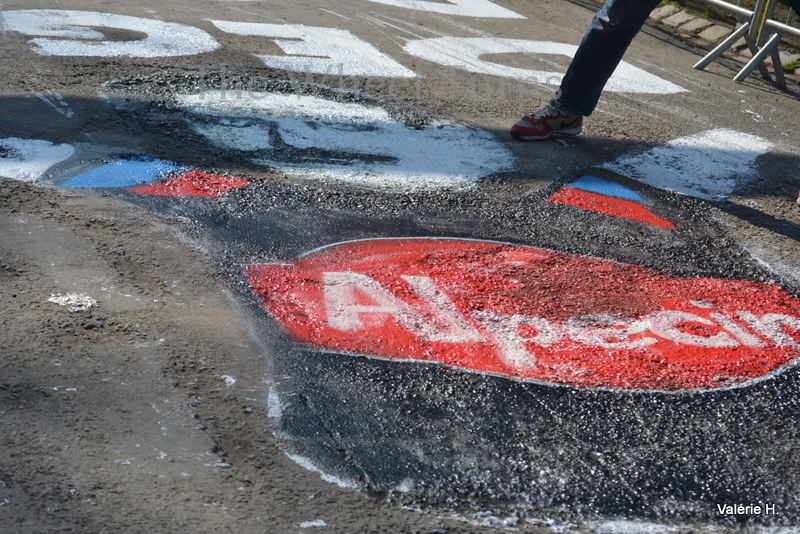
[62,157,184,188]
[570,175,644,202]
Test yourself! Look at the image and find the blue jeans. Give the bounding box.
[558,0,662,116]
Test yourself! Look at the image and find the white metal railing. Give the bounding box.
[692,0,799,89]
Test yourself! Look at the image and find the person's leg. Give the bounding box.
[510,0,661,140]
[557,0,662,116]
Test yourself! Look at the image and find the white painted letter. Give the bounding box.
[365,0,524,19]
[565,314,657,349]
[710,312,766,347]
[324,271,416,331]
[209,21,416,78]
[647,311,739,348]
[323,272,481,342]
[738,312,800,348]
[2,10,218,57]
[403,37,686,94]
[472,311,562,369]
[401,275,484,342]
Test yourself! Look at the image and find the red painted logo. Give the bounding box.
[243,239,800,391]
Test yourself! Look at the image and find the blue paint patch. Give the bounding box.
[570,175,644,202]
[61,157,185,188]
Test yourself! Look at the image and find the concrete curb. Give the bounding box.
[648,2,800,85]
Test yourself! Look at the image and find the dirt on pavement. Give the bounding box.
[1,177,523,534]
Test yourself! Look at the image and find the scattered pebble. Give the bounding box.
[47,293,97,312]
[299,520,326,528]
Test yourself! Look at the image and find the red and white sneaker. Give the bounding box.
[510,100,583,141]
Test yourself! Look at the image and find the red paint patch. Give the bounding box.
[244,238,800,391]
[129,171,250,197]
[548,187,675,229]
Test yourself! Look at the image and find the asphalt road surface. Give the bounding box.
[1,1,800,533]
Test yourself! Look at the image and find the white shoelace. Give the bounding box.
[530,99,562,119]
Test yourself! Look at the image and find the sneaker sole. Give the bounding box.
[510,126,583,141]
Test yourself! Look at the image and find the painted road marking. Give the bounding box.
[61,156,185,188]
[32,90,75,119]
[547,187,675,229]
[547,176,674,229]
[603,128,773,201]
[209,21,416,78]
[128,171,251,197]
[244,238,800,392]
[569,175,644,202]
[365,0,525,18]
[402,37,687,94]
[173,91,512,190]
[2,10,219,57]
[0,138,75,183]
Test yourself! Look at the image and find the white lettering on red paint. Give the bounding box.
[647,310,738,348]
[564,314,657,349]
[710,312,765,348]
[323,271,482,343]
[472,311,562,369]
[323,272,800,361]
[400,275,484,343]
[738,312,800,348]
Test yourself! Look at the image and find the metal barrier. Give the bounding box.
[693,0,799,89]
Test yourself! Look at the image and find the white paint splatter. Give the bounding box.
[2,10,219,57]
[602,128,773,200]
[403,37,687,94]
[586,520,678,533]
[450,512,520,528]
[319,9,351,20]
[209,20,415,78]
[267,386,283,419]
[366,0,525,18]
[394,478,415,492]
[174,92,512,190]
[220,375,237,387]
[286,453,359,489]
[204,461,232,468]
[742,109,764,122]
[48,293,97,312]
[0,138,74,182]
[298,520,327,528]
